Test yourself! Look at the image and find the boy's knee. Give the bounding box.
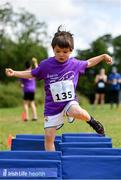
[45,133,55,143]
[75,108,90,121]
[45,133,51,140]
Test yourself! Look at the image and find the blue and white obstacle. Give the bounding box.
[0,133,121,179]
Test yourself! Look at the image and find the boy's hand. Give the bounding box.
[104,54,112,64]
[5,68,15,77]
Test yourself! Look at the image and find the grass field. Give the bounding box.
[0,104,121,150]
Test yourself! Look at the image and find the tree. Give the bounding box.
[76,34,121,103]
[0,3,48,81]
[112,35,121,71]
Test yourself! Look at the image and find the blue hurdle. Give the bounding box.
[16,134,62,141]
[1,132,121,179]
[62,136,112,142]
[0,159,62,179]
[62,147,121,156]
[11,139,61,151]
[62,132,105,137]
[0,151,61,160]
[59,142,112,150]
[62,155,121,179]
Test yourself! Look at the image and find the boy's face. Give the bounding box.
[53,45,72,63]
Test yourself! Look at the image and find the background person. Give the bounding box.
[20,57,38,121]
[108,67,120,109]
[5,26,112,151]
[94,68,107,106]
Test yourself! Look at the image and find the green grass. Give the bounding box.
[0,104,121,150]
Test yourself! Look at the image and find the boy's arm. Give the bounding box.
[5,68,33,78]
[87,54,112,68]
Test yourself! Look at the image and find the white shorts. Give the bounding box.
[44,100,78,130]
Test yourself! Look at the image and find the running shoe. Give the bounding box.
[87,118,105,135]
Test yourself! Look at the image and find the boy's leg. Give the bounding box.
[44,127,56,151]
[44,112,64,151]
[67,103,105,135]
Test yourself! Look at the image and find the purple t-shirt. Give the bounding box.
[20,78,36,93]
[32,57,88,115]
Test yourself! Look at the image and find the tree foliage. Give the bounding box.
[76,34,121,103]
[0,3,48,82]
[0,3,121,103]
[112,35,121,68]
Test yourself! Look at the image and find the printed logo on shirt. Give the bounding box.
[47,71,75,83]
[59,71,75,81]
[47,74,59,83]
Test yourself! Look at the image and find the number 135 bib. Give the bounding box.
[50,80,75,102]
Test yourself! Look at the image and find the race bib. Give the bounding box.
[50,80,75,102]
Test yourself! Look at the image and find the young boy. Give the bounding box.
[6,26,112,151]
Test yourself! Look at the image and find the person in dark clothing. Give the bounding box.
[94,68,107,106]
[108,67,120,109]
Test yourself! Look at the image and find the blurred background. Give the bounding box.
[0,0,121,106]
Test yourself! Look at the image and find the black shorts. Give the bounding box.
[110,90,119,103]
[95,88,106,94]
[23,92,35,101]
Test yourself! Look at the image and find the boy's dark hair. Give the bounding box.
[25,61,31,69]
[51,25,74,51]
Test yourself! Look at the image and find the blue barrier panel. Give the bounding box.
[60,142,112,150]
[62,133,104,137]
[0,159,62,179]
[0,151,61,160]
[62,136,112,142]
[16,134,62,141]
[11,139,61,151]
[3,179,62,180]
[62,148,121,156]
[62,155,121,179]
